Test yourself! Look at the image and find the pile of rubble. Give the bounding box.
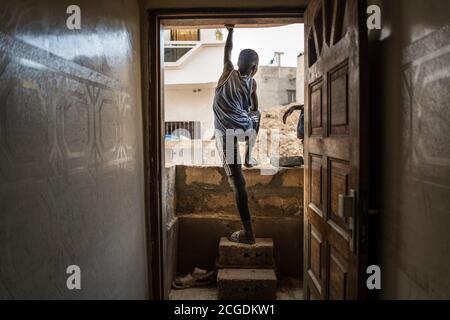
[258,103,304,159]
[165,104,304,167]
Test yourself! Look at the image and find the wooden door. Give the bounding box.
[303,0,368,300]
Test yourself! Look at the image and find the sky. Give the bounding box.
[229,23,304,67]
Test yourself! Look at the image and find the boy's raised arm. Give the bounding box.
[223,25,234,72]
[282,104,304,124]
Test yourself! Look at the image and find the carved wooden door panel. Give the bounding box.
[303,0,369,300]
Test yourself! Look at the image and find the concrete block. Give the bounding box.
[218,237,274,267]
[270,156,304,167]
[177,215,302,277]
[217,268,277,300]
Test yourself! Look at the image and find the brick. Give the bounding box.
[218,237,274,267]
[282,169,303,187]
[185,167,222,185]
[217,268,277,300]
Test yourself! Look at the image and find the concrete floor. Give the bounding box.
[169,277,303,300]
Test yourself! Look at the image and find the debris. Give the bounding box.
[255,103,304,166]
[270,156,304,167]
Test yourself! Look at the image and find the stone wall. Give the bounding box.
[176,166,303,216]
[172,165,304,277]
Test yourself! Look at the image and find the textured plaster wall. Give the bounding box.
[0,0,147,299]
[369,0,450,299]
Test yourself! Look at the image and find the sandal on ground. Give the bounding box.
[171,267,215,290]
[229,230,256,245]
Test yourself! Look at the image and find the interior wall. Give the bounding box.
[0,0,148,299]
[369,0,450,299]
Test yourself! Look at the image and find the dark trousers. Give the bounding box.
[216,111,260,224]
[227,163,251,222]
[217,135,251,222]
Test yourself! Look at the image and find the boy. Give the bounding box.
[212,25,260,244]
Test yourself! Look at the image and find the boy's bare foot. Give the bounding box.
[229,230,255,245]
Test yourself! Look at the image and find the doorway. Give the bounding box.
[148,9,305,300]
[147,0,369,300]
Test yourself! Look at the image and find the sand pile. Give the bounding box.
[258,103,303,158]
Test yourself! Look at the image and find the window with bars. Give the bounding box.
[165,121,201,140]
[287,89,297,104]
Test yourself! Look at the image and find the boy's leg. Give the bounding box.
[245,110,261,167]
[216,134,255,244]
[227,164,254,242]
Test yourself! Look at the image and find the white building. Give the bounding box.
[164,29,225,140]
[254,65,297,110]
[296,53,305,104]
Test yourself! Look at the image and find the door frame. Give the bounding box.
[146,7,305,300]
